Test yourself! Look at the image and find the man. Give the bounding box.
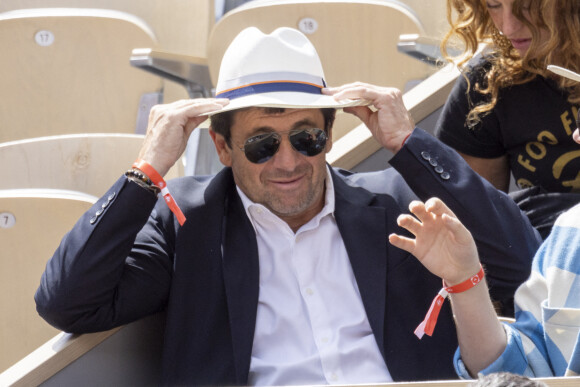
[389,86,580,378]
[35,27,541,385]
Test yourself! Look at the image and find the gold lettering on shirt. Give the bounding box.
[516,178,534,188]
[518,155,537,172]
[562,172,580,191]
[537,131,558,145]
[553,150,580,179]
[525,142,547,160]
[561,111,574,136]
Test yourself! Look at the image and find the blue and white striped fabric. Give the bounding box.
[455,203,580,378]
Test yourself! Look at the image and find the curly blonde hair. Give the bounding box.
[441,0,580,128]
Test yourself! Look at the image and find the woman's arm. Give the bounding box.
[459,152,511,193]
[389,197,507,375]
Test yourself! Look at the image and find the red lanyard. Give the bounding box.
[415,264,485,339]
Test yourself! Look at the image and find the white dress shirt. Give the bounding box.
[238,167,392,386]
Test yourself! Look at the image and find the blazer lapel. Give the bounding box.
[332,172,389,358]
[220,185,260,384]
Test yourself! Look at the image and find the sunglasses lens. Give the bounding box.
[244,134,281,164]
[290,128,327,156]
[242,128,327,164]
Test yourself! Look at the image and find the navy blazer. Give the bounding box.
[36,129,541,385]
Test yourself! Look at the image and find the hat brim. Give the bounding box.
[201,92,371,117]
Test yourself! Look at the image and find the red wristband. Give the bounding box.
[414,264,484,339]
[401,132,412,147]
[132,159,186,226]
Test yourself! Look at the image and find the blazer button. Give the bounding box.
[108,192,116,201]
[95,208,104,216]
[429,159,438,167]
[421,151,431,160]
[434,166,444,174]
[440,172,451,180]
[90,216,98,224]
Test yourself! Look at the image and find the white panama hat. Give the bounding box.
[205,26,369,116]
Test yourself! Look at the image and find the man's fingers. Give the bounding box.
[328,84,386,104]
[175,99,230,116]
[342,105,372,122]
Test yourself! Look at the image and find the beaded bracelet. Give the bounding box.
[125,169,160,195]
[132,159,187,226]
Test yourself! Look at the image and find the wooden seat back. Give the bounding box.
[0,133,183,197]
[0,189,97,372]
[0,8,161,142]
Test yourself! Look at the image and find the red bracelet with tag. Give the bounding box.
[414,264,485,339]
[133,159,186,226]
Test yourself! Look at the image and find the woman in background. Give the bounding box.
[435,0,580,239]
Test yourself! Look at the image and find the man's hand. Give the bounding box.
[388,198,481,286]
[323,83,414,153]
[137,98,229,176]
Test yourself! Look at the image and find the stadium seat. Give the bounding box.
[398,0,448,41]
[0,189,97,372]
[3,310,579,386]
[0,133,183,197]
[0,0,216,103]
[0,8,162,143]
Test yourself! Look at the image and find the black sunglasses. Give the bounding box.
[238,128,328,164]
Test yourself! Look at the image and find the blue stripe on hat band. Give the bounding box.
[215,81,324,100]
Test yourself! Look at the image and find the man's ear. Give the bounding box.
[209,128,232,167]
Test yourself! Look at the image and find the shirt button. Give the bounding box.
[321,337,329,344]
[305,288,314,296]
[330,373,338,382]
